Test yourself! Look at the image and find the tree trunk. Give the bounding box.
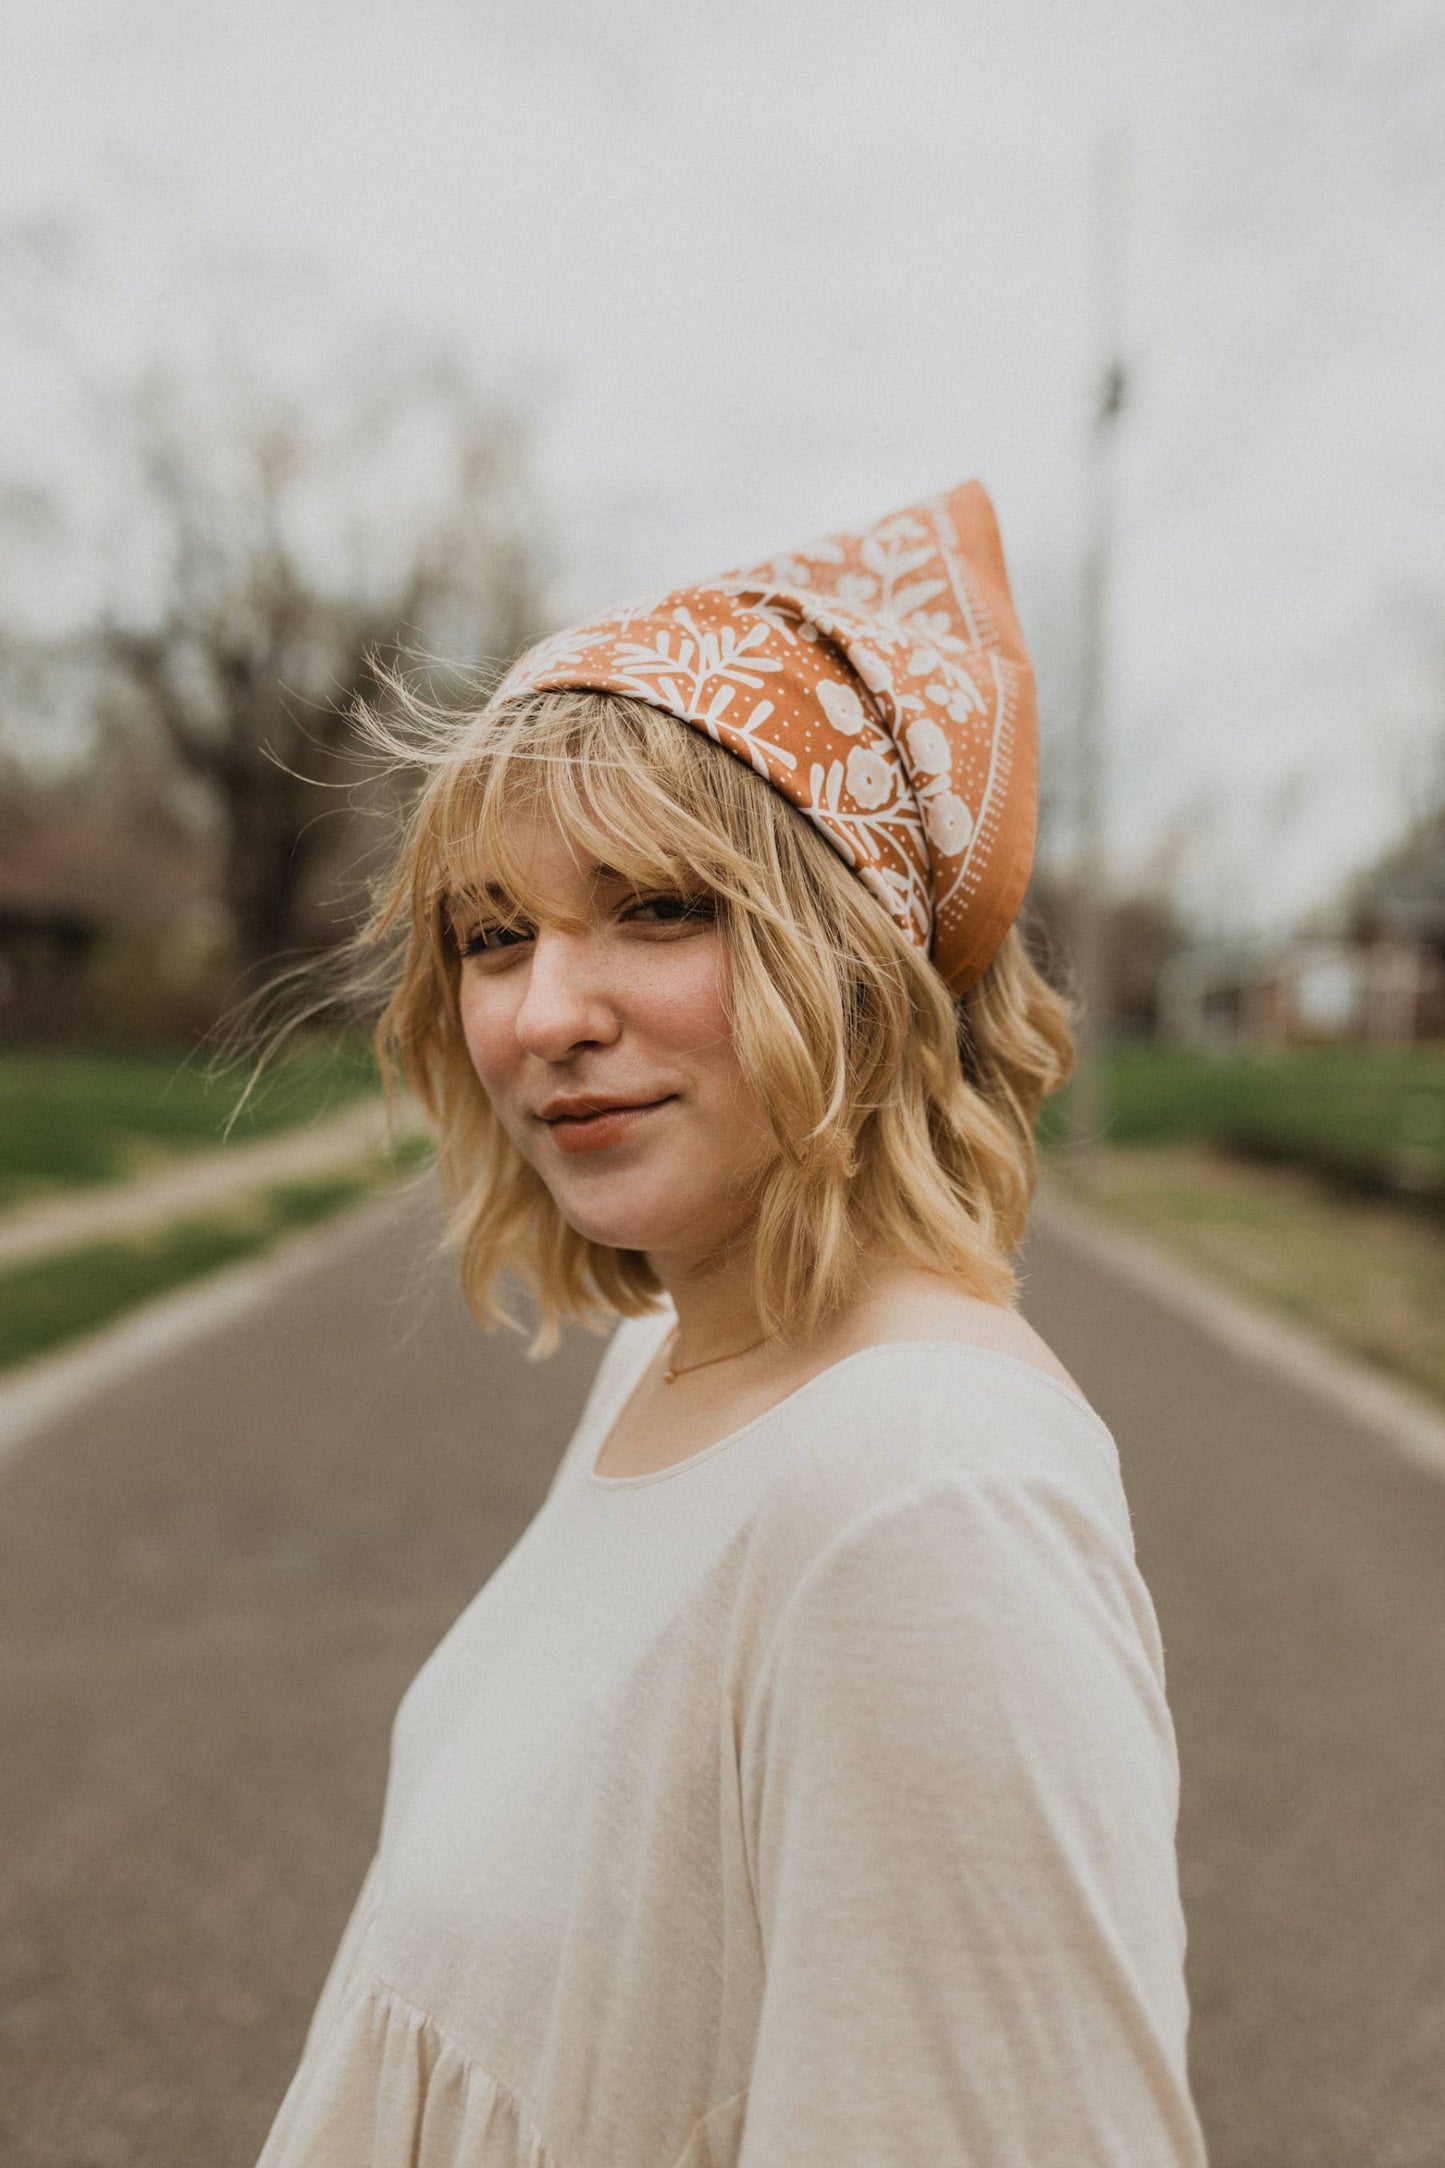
[222,767,321,969]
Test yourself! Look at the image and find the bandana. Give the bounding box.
[492,478,1036,996]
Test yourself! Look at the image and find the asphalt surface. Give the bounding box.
[2,1182,1443,2166]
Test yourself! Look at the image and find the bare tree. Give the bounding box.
[78,354,546,973]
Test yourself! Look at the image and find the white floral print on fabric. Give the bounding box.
[492,479,1037,996]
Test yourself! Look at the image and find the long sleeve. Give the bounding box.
[736,1471,1207,2166]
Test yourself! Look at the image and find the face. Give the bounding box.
[448,802,778,1271]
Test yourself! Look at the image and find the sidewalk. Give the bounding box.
[0,1095,430,1269]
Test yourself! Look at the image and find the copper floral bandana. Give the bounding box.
[492,478,1036,996]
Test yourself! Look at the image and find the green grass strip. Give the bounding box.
[0,1138,433,1375]
[0,1037,388,1209]
[1042,1042,1445,1197]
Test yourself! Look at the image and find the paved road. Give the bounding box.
[2,1183,1443,2166]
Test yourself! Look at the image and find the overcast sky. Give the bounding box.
[4,0,1443,932]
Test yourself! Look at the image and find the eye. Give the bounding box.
[625,892,716,928]
[457,920,533,957]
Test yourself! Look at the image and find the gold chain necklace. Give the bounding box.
[661,1325,769,1385]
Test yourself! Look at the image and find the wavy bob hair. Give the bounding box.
[327,684,1073,1347]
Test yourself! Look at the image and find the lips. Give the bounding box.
[537,1095,675,1155]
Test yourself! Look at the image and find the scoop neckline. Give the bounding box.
[585,1329,1114,1489]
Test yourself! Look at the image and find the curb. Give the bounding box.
[1032,1183,1445,1484]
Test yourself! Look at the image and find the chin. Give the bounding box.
[547,1171,710,1257]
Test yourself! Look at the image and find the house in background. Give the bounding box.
[1159,935,1441,1049]
[0,804,223,1042]
[0,778,378,1044]
[1159,808,1445,1049]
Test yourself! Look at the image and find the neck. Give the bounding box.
[648,1224,766,1368]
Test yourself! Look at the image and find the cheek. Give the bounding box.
[616,932,742,1079]
[642,940,733,1053]
[640,943,766,1129]
[456,975,520,1098]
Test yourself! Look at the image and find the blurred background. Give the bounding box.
[2,4,1443,2165]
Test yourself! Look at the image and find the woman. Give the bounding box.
[256,480,1207,2166]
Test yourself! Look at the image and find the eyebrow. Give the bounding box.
[444,883,502,912]
[448,864,643,905]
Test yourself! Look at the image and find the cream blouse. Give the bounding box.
[256,1309,1207,2167]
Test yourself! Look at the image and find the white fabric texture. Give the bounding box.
[256,1312,1208,2167]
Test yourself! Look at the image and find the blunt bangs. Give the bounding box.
[428,700,708,920]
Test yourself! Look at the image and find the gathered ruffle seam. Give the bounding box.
[299,1957,746,2168]
[348,1964,571,2168]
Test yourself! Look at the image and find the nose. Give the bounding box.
[511,928,621,1062]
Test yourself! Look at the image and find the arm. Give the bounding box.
[736,1474,1207,2165]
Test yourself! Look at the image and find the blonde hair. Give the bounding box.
[290,682,1073,1349]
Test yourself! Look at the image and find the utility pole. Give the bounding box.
[1068,123,1130,1176]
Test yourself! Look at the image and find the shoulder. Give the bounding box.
[847,1268,1091,1404]
[730,1344,1164,1711]
[749,1340,1127,1581]
[732,1364,1180,1855]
